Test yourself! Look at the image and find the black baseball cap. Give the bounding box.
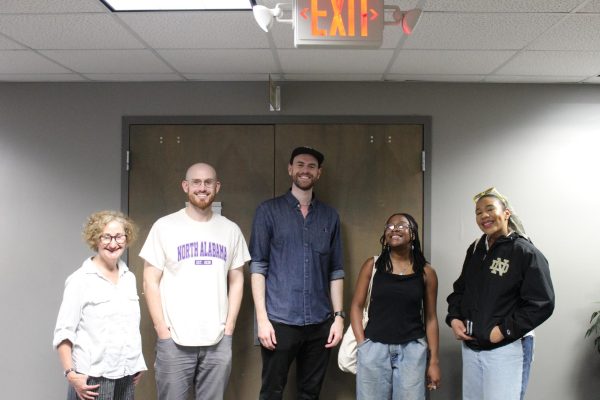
[289,146,325,166]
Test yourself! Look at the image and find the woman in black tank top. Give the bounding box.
[350,213,441,399]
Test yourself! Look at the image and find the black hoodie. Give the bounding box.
[446,233,555,350]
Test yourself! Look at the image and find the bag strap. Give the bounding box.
[472,236,481,255]
[364,256,378,314]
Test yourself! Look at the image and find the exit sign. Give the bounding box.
[294,0,384,48]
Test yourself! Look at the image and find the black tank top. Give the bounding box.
[364,270,426,344]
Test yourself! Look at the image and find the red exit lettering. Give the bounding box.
[302,0,379,37]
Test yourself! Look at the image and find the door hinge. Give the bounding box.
[421,151,426,172]
[125,150,130,171]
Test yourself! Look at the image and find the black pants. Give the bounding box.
[259,320,331,400]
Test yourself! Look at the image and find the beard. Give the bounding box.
[188,190,215,210]
[292,173,317,191]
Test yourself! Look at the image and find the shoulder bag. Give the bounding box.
[337,256,377,374]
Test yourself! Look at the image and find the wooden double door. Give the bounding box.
[127,122,424,399]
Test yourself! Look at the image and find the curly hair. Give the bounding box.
[82,210,138,251]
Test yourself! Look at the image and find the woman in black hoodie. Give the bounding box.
[446,187,554,400]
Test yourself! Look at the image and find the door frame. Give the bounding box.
[121,115,432,258]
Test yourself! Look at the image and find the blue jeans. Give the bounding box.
[520,336,534,400]
[462,340,523,400]
[356,338,427,400]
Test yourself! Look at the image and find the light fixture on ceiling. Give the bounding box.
[249,0,293,32]
[385,6,422,35]
[100,0,251,11]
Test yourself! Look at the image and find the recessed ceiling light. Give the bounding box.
[100,0,251,11]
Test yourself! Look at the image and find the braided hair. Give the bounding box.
[375,213,428,275]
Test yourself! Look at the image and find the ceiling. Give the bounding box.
[1,0,600,84]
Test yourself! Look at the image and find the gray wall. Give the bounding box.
[1,81,599,399]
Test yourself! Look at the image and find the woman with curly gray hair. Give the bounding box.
[53,211,146,400]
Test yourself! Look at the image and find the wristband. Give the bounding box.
[333,311,346,319]
[64,368,76,377]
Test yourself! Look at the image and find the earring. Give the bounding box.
[411,244,414,250]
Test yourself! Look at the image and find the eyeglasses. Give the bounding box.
[385,223,410,231]
[99,234,127,245]
[187,179,217,188]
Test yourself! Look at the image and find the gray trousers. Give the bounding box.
[67,375,134,400]
[154,335,233,400]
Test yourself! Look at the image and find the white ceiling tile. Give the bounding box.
[158,49,277,73]
[0,0,106,14]
[0,35,24,49]
[389,50,516,75]
[0,1,597,83]
[483,75,586,83]
[84,73,183,81]
[0,14,145,49]
[118,11,269,49]
[283,73,384,81]
[385,74,485,82]
[271,23,295,49]
[0,73,85,82]
[384,1,422,9]
[381,25,411,49]
[578,0,600,13]
[403,13,562,50]
[426,0,583,12]
[0,50,70,73]
[184,73,269,81]
[496,50,600,76]
[278,49,393,73]
[529,14,600,50]
[40,49,173,73]
[258,0,278,6]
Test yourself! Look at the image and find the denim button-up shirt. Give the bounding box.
[250,191,344,326]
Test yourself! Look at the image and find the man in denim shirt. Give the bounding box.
[250,146,345,400]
